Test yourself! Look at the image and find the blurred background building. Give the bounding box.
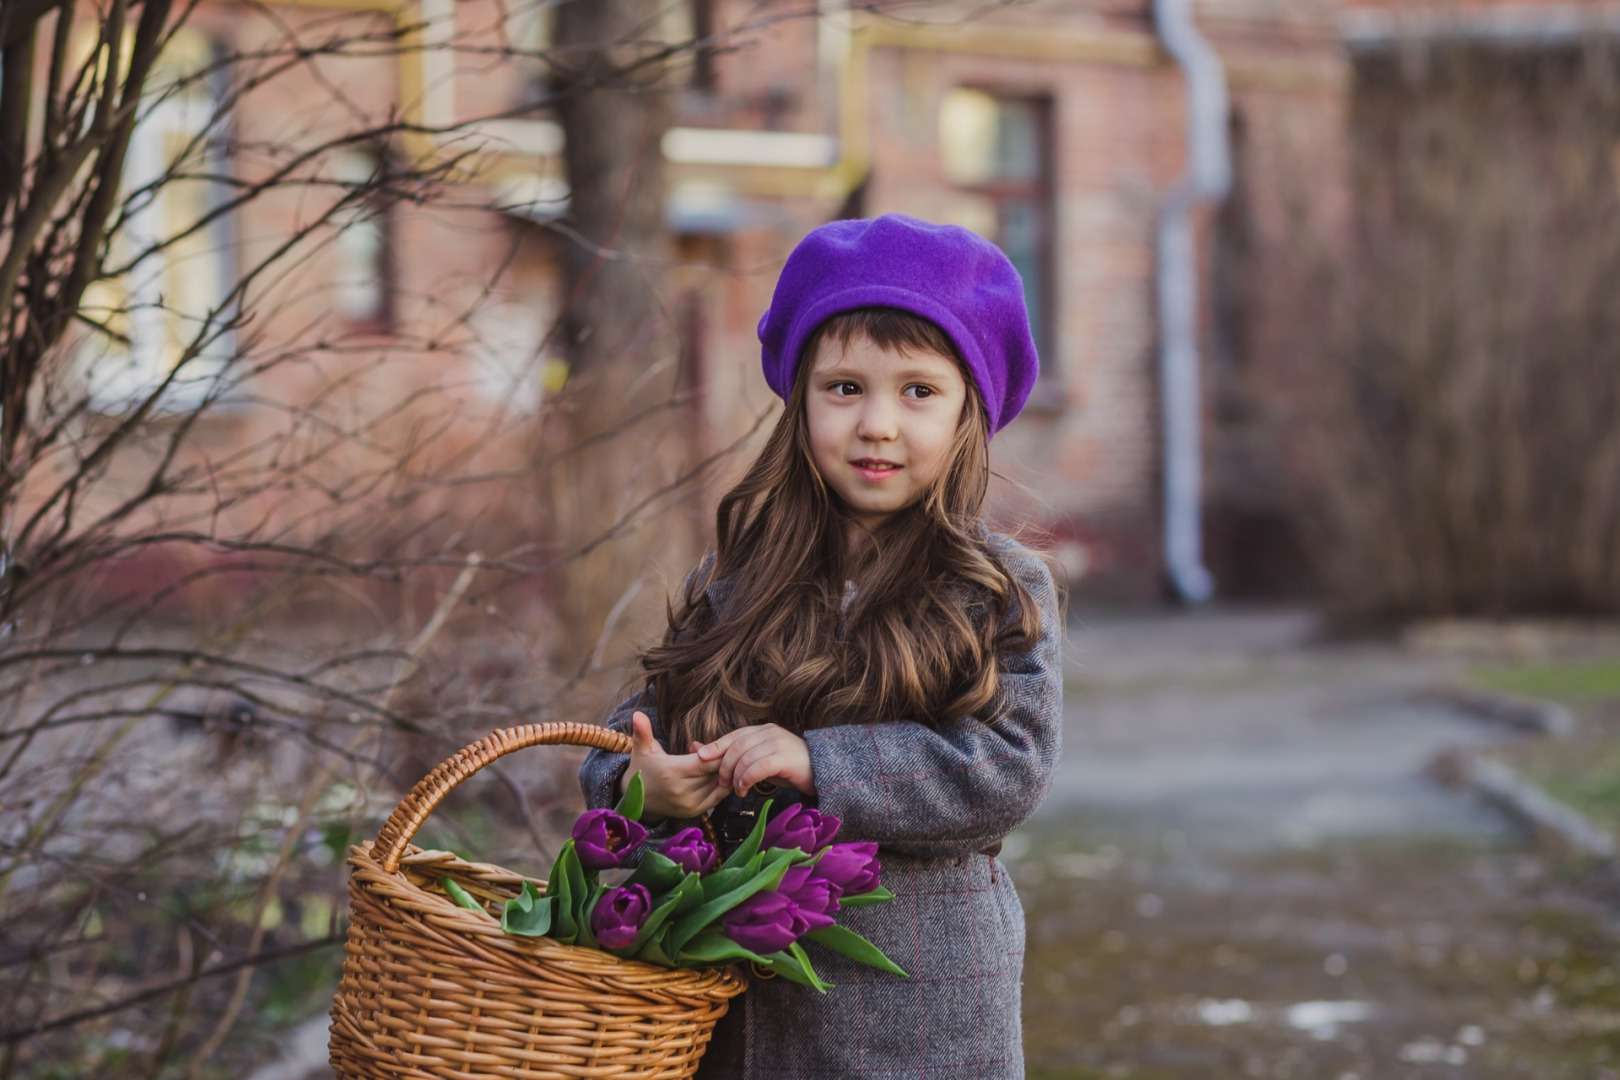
[84,0,1620,606]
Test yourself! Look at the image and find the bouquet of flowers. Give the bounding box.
[440,773,906,991]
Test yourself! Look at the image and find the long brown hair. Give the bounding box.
[640,307,1042,750]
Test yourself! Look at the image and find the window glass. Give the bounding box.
[995,100,1042,181]
[938,89,1053,364]
[508,0,554,105]
[79,26,235,412]
[939,88,999,187]
[332,149,390,327]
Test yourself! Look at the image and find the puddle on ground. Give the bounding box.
[1014,818,1620,1079]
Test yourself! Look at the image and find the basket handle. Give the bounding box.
[372,721,633,874]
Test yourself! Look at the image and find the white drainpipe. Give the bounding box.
[1153,0,1231,603]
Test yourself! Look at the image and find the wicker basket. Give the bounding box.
[329,722,747,1079]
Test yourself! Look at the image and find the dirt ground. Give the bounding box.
[1016,608,1620,1080]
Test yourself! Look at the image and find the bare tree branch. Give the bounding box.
[0,933,344,1044]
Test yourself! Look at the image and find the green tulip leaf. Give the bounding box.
[719,798,775,872]
[635,935,674,967]
[838,885,895,908]
[760,845,801,875]
[615,770,646,821]
[563,839,591,895]
[565,842,593,937]
[674,875,709,915]
[576,882,603,951]
[806,924,908,977]
[627,850,686,896]
[633,873,702,952]
[547,841,580,944]
[440,876,485,914]
[787,941,833,991]
[752,943,830,993]
[678,930,772,967]
[501,881,555,937]
[666,847,796,957]
[699,859,761,902]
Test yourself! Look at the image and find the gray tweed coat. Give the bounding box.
[579,537,1063,1080]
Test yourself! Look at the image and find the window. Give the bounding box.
[467,298,551,415]
[330,148,395,331]
[938,89,1055,365]
[80,27,236,412]
[505,0,554,108]
[686,0,716,92]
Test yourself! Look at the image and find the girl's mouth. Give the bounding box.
[852,460,901,481]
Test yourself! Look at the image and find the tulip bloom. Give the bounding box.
[572,809,648,870]
[762,805,841,853]
[592,884,653,949]
[660,827,719,875]
[722,891,811,954]
[776,866,839,931]
[811,842,881,896]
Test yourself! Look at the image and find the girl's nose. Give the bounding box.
[855,397,900,442]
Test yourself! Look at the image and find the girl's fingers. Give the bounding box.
[712,741,741,787]
[697,723,783,762]
[693,733,724,762]
[664,750,721,779]
[718,729,773,763]
[631,711,664,756]
[660,772,728,819]
[717,727,774,777]
[716,740,758,790]
[695,729,741,762]
[691,752,723,775]
[733,746,787,796]
[676,768,726,796]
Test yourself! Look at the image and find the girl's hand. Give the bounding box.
[629,711,730,822]
[696,723,817,798]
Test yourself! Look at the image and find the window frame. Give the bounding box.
[941,88,1057,378]
[330,145,399,335]
[79,28,239,415]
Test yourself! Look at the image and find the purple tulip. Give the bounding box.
[722,890,811,954]
[572,808,648,870]
[761,804,841,853]
[660,827,718,875]
[810,842,881,896]
[776,866,839,931]
[592,884,652,949]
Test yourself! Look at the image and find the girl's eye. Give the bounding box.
[831,381,860,396]
[904,385,934,399]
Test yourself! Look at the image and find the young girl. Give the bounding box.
[580,213,1064,1079]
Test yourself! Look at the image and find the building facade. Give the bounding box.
[84,0,1604,604]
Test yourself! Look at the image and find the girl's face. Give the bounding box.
[805,333,968,533]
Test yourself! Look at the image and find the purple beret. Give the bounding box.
[757,214,1040,435]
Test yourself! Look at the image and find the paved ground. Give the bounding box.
[1016,608,1620,1079]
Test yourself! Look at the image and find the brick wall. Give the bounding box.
[79,0,1603,606]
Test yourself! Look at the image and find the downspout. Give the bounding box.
[1153,0,1231,603]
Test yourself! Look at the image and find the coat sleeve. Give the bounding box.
[802,549,1064,860]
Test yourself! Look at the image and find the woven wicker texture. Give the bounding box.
[330,722,747,1079]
